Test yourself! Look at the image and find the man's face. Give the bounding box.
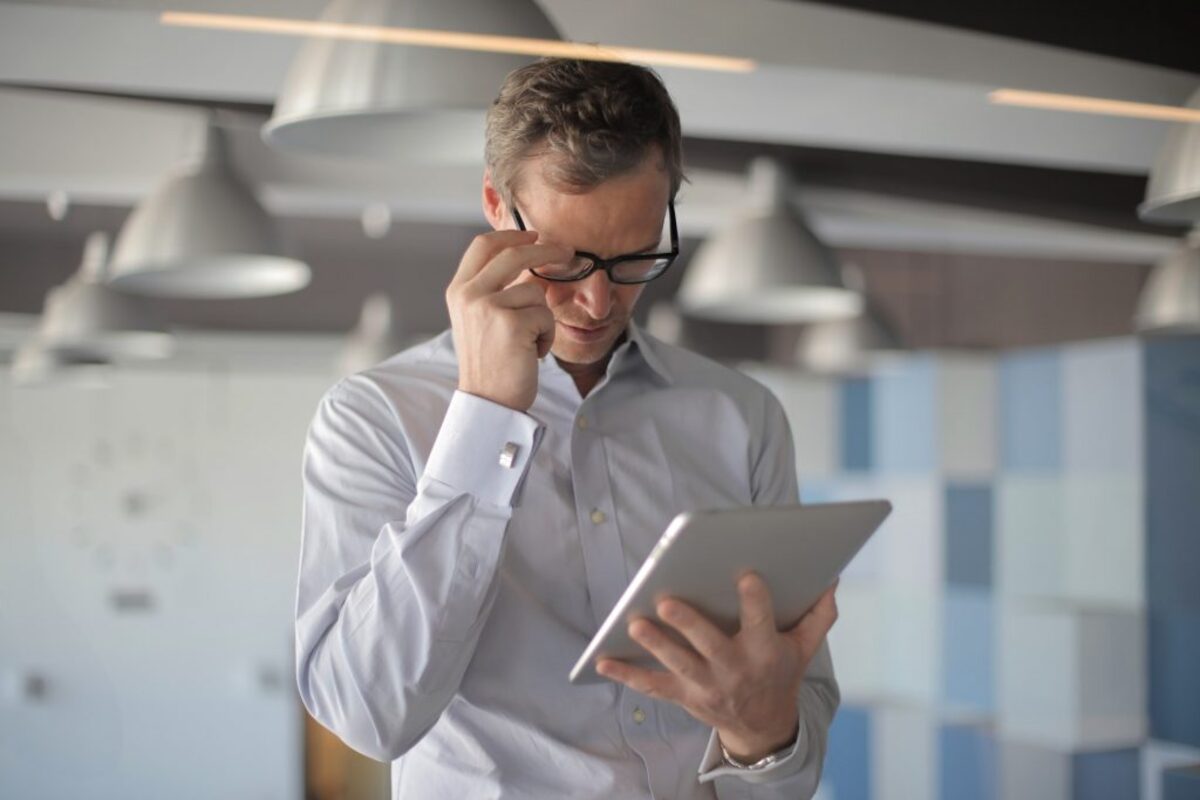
[492,154,671,368]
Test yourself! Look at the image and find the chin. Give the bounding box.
[551,328,623,366]
[551,340,607,365]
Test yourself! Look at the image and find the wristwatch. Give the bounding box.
[719,736,796,771]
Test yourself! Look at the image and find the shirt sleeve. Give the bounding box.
[295,381,544,762]
[699,387,841,798]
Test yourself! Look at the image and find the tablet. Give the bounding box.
[568,499,892,684]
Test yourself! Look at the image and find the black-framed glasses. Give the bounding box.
[511,201,679,285]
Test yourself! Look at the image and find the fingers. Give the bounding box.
[451,230,537,285]
[461,284,554,351]
[504,302,555,356]
[595,657,683,704]
[628,617,710,685]
[785,583,839,655]
[456,235,573,296]
[492,282,549,310]
[737,572,778,641]
[655,599,738,669]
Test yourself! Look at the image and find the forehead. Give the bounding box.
[514,154,671,256]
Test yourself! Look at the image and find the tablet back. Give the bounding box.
[569,499,892,684]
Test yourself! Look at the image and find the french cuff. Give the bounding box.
[697,722,807,785]
[423,390,544,509]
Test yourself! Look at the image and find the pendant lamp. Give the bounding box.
[10,339,110,387]
[1140,87,1200,225]
[1135,229,1200,335]
[795,311,902,375]
[36,232,174,360]
[262,0,562,162]
[337,293,403,375]
[107,122,310,298]
[677,158,862,324]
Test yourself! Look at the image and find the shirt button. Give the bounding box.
[576,415,589,430]
[632,707,646,724]
[590,509,606,525]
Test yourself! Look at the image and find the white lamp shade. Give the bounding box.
[108,126,310,299]
[1140,87,1200,225]
[678,212,863,324]
[36,232,174,360]
[678,158,862,324]
[337,293,404,375]
[1135,230,1200,335]
[262,0,561,161]
[795,311,902,375]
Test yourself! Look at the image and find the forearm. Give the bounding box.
[296,387,543,762]
[297,485,511,762]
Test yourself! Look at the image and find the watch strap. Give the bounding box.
[719,739,791,771]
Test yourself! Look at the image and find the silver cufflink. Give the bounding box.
[498,441,519,469]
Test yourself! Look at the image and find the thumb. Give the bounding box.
[536,325,555,359]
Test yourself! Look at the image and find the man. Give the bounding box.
[297,58,839,799]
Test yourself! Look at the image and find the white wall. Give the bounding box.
[0,355,335,799]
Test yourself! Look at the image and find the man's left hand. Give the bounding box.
[596,572,838,763]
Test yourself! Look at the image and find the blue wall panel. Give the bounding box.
[823,706,871,800]
[872,357,937,473]
[1145,339,1200,750]
[939,724,997,800]
[1150,609,1200,749]
[840,377,873,472]
[1000,349,1062,472]
[1163,764,1200,800]
[1073,749,1140,800]
[1145,339,1200,611]
[942,587,994,713]
[945,483,994,589]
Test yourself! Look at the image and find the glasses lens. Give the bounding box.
[612,257,672,284]
[532,254,594,281]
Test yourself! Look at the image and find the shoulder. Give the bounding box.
[638,330,784,423]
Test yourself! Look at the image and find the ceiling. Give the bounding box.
[0,0,1195,357]
[800,0,1200,74]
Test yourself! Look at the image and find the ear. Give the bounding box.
[481,169,508,232]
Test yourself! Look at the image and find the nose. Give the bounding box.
[573,269,614,321]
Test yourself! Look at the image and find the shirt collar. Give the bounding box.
[536,320,675,388]
[622,319,675,386]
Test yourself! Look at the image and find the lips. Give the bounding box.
[560,321,611,342]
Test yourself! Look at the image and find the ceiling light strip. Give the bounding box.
[990,88,1200,124]
[160,11,756,74]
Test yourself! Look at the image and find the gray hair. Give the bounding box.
[485,58,685,203]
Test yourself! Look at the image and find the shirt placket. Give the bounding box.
[570,394,681,800]
[568,401,626,632]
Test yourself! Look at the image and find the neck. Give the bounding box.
[556,331,627,398]
[557,357,607,398]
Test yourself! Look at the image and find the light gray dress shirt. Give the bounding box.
[296,322,839,799]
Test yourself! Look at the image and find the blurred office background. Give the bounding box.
[1,1,1198,798]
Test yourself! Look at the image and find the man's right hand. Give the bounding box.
[446,230,573,412]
